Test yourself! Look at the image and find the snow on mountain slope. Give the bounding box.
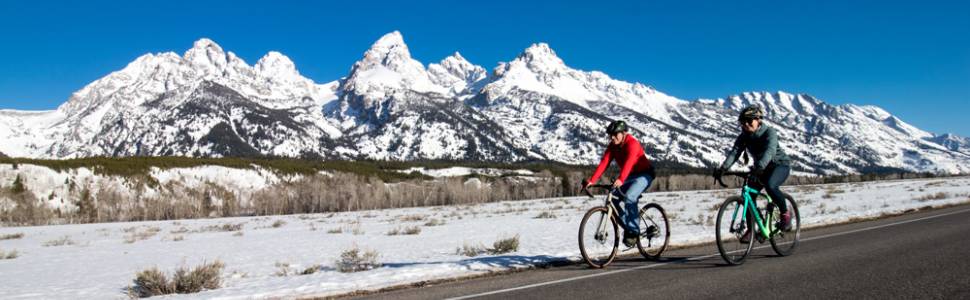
[928,133,970,154]
[0,31,967,174]
[0,38,340,158]
[0,109,64,158]
[483,43,686,123]
[709,91,970,174]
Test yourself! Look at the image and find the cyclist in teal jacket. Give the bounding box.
[716,104,793,242]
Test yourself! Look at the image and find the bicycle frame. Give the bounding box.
[730,185,775,239]
[595,189,621,237]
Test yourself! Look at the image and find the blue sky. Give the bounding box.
[1,0,968,136]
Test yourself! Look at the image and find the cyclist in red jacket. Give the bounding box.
[584,120,656,247]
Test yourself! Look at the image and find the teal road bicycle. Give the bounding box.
[714,171,801,265]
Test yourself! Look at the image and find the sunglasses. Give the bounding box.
[739,118,759,125]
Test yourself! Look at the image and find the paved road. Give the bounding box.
[347,204,970,300]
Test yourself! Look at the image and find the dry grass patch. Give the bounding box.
[198,223,245,233]
[489,235,520,255]
[274,262,293,277]
[533,211,557,219]
[457,242,487,257]
[43,235,75,247]
[335,246,381,273]
[822,187,846,199]
[124,226,162,244]
[918,192,948,202]
[387,225,422,236]
[0,248,19,259]
[272,220,287,228]
[0,233,24,240]
[398,214,427,222]
[129,260,224,298]
[423,218,445,226]
[300,265,323,275]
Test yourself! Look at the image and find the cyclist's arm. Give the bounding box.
[755,127,778,170]
[587,149,613,184]
[616,138,644,184]
[720,135,745,170]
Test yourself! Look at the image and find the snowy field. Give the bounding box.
[1,177,968,299]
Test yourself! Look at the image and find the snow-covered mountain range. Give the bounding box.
[2,31,968,174]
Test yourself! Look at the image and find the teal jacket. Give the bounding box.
[720,124,791,171]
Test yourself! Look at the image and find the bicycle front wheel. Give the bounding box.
[637,203,669,260]
[578,206,619,268]
[769,193,801,256]
[715,196,754,265]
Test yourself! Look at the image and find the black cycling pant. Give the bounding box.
[758,164,790,213]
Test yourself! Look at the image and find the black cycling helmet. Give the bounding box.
[739,104,764,121]
[606,120,627,135]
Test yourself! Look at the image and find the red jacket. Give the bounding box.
[588,134,654,185]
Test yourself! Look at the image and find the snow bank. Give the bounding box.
[0,177,967,299]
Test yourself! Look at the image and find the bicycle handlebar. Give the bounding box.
[580,179,624,198]
[714,171,753,188]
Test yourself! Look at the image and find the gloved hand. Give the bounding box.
[749,166,764,177]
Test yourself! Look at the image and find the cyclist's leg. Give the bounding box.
[619,173,653,235]
[763,164,790,213]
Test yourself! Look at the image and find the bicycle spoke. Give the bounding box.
[636,203,669,260]
[716,197,753,265]
[579,207,618,268]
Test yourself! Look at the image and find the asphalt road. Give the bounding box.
[347,204,970,300]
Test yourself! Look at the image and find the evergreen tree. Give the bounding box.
[11,175,26,194]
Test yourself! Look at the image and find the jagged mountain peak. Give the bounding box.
[255,51,299,79]
[183,38,231,70]
[370,31,406,50]
[721,91,832,119]
[190,38,223,51]
[359,31,415,70]
[428,51,487,94]
[440,51,472,68]
[342,31,445,98]
[2,33,968,175]
[517,43,562,64]
[497,43,567,77]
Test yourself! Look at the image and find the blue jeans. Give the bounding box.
[611,172,653,236]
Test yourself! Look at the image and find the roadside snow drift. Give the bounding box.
[0,177,968,299]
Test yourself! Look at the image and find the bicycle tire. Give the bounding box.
[578,206,619,268]
[715,196,754,265]
[769,193,801,256]
[636,203,669,260]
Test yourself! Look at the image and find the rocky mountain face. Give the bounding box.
[1,31,967,174]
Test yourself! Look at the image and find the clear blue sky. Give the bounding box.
[1,0,968,136]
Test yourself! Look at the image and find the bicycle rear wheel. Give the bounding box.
[578,206,619,268]
[769,193,801,256]
[715,196,754,265]
[636,203,669,260]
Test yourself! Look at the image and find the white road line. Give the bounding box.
[446,207,970,300]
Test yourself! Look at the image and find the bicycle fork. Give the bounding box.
[731,196,774,240]
[595,195,617,242]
